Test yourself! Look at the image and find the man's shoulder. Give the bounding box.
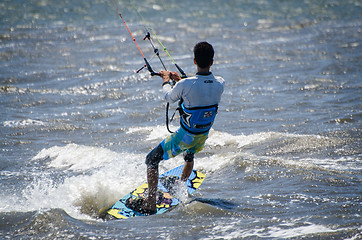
[212,75,225,88]
[183,75,198,81]
[214,75,225,82]
[176,76,197,86]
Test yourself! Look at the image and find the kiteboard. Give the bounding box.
[100,165,206,220]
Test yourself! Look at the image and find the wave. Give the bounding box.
[2,127,359,220]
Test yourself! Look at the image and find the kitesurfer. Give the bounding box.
[142,41,225,214]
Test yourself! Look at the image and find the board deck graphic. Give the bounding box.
[101,165,205,220]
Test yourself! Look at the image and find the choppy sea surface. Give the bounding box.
[1,0,361,239]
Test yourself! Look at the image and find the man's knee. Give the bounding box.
[145,144,164,169]
[184,152,194,162]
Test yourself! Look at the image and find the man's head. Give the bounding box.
[193,42,214,69]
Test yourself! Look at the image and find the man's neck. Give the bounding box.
[197,66,211,74]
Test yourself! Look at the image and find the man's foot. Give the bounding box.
[125,197,157,215]
[142,197,157,213]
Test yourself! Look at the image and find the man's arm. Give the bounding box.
[159,71,182,103]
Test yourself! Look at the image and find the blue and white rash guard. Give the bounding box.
[163,72,225,134]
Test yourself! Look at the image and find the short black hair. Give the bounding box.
[193,42,214,68]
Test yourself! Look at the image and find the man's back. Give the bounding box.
[163,72,225,108]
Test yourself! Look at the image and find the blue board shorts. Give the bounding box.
[160,127,209,160]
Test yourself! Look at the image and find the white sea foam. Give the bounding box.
[32,143,120,171]
[3,144,148,220]
[9,140,207,219]
[267,223,337,238]
[199,218,338,239]
[127,125,169,141]
[302,156,362,171]
[127,126,361,172]
[209,130,361,172]
[3,119,45,127]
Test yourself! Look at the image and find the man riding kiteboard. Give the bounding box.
[139,41,225,214]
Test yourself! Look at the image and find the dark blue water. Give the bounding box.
[1,0,361,239]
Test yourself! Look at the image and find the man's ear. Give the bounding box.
[194,58,197,65]
[209,59,214,67]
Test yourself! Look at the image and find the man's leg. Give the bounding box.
[144,144,163,211]
[143,166,158,211]
[181,152,194,181]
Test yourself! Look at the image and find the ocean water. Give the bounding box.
[1,0,361,239]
